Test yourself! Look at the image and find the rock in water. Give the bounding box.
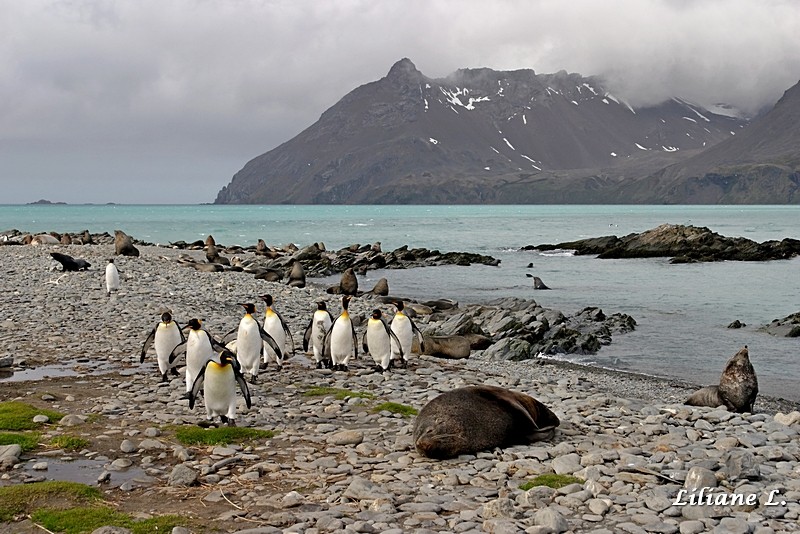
[413,385,560,459]
[718,345,758,413]
[114,230,140,257]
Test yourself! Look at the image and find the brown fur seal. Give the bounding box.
[413,385,560,459]
[114,230,140,257]
[50,252,91,272]
[422,335,471,359]
[287,261,306,288]
[339,267,358,295]
[686,346,758,413]
[718,345,758,413]
[367,278,389,296]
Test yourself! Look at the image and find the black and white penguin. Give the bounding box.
[390,300,425,368]
[140,310,185,382]
[363,308,401,373]
[260,294,294,370]
[224,303,283,383]
[105,259,120,296]
[189,349,251,427]
[323,295,358,372]
[169,318,227,397]
[303,301,333,369]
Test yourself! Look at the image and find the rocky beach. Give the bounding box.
[1,239,799,534]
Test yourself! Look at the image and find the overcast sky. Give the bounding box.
[1,0,799,204]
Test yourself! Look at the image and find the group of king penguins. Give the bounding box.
[140,294,425,427]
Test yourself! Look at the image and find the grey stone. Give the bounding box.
[168,463,198,487]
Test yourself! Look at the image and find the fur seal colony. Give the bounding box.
[686,345,759,413]
[413,385,560,459]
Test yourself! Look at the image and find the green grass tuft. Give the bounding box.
[371,402,418,417]
[32,507,185,534]
[175,426,275,446]
[518,474,584,491]
[0,401,64,431]
[50,435,91,451]
[0,481,101,522]
[303,387,375,400]
[0,431,41,452]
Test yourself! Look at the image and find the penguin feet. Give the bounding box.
[373,365,385,373]
[160,373,169,383]
[197,420,216,428]
[180,391,192,400]
[226,419,237,427]
[170,367,180,376]
[249,375,259,385]
[259,362,268,370]
[315,361,324,370]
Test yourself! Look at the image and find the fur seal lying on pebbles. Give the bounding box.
[686,345,758,413]
[413,385,560,459]
[50,252,91,271]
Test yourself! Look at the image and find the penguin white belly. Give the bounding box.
[203,364,237,420]
[391,317,413,361]
[237,318,262,376]
[105,264,120,293]
[185,333,213,392]
[330,317,354,366]
[311,314,331,361]
[367,320,392,369]
[262,313,285,365]
[154,323,182,375]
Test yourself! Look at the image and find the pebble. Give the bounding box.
[1,244,799,534]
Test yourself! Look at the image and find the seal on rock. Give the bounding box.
[413,385,560,459]
[686,345,758,413]
[114,230,140,257]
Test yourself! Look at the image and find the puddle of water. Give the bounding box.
[23,457,154,488]
[0,362,120,382]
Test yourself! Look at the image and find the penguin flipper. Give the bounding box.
[176,323,186,343]
[362,330,369,355]
[302,319,313,352]
[140,327,156,363]
[410,319,425,353]
[234,366,252,409]
[258,328,283,360]
[388,328,404,359]
[188,365,207,410]
[168,341,188,364]
[221,326,238,344]
[350,323,359,360]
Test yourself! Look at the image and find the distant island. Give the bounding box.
[27,199,67,205]
[25,200,119,206]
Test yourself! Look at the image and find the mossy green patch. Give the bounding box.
[175,426,274,446]
[0,401,64,431]
[518,473,584,491]
[0,431,41,452]
[371,402,418,417]
[50,435,91,451]
[31,507,185,534]
[303,387,375,400]
[0,481,101,522]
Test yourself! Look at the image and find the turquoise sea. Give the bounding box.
[2,204,799,402]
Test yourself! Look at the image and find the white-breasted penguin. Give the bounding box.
[323,295,358,372]
[140,310,185,382]
[390,300,425,368]
[260,294,294,370]
[303,301,333,369]
[363,308,401,373]
[105,258,120,296]
[169,318,226,398]
[223,303,282,383]
[189,349,251,427]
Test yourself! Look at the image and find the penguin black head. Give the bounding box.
[219,350,236,366]
[239,303,256,315]
[260,294,274,307]
[186,318,202,330]
[342,295,351,309]
[317,301,327,311]
[393,300,405,312]
[160,311,173,323]
[371,309,382,320]
[107,258,115,264]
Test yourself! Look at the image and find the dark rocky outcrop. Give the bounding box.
[526,224,800,263]
[761,311,800,337]
[421,297,636,361]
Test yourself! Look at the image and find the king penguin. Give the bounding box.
[105,258,120,296]
[189,349,251,427]
[323,295,358,372]
[260,294,294,370]
[363,308,401,373]
[224,303,282,383]
[390,300,425,368]
[169,318,226,398]
[303,301,333,369]
[140,310,185,382]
